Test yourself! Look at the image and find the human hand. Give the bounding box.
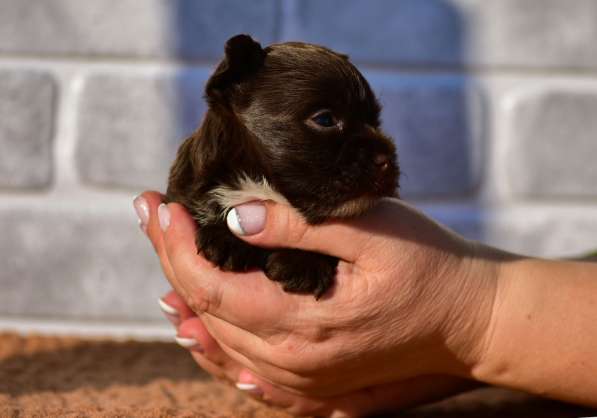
[135,191,497,412]
[157,288,479,417]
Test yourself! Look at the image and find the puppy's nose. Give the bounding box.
[374,154,390,171]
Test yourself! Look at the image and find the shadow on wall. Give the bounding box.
[169,0,484,241]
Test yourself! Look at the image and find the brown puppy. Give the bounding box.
[166,34,399,298]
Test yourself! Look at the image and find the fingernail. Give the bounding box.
[236,382,263,397]
[158,298,178,315]
[158,203,170,232]
[133,195,149,230]
[226,202,266,236]
[236,382,259,391]
[236,370,263,396]
[175,336,203,352]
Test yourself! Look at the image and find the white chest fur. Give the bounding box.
[209,174,289,219]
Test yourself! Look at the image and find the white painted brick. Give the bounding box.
[468,0,597,69]
[75,69,209,191]
[0,70,55,189]
[368,72,485,197]
[0,0,278,59]
[0,198,169,321]
[285,0,464,65]
[418,202,597,258]
[503,86,597,198]
[287,0,597,69]
[484,205,597,258]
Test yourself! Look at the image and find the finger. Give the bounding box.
[189,351,233,382]
[236,369,296,410]
[174,318,245,383]
[176,317,229,363]
[159,289,197,323]
[136,191,164,248]
[236,369,332,415]
[227,198,453,265]
[195,313,321,394]
[199,314,279,375]
[237,372,479,418]
[187,348,244,384]
[143,194,213,309]
[225,199,385,262]
[326,375,480,417]
[160,202,309,329]
[138,191,178,286]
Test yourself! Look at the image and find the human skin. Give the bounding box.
[474,257,597,405]
[135,191,597,414]
[159,289,479,416]
[139,191,481,416]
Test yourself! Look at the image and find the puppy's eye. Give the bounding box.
[310,110,339,128]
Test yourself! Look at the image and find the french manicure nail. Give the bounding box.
[236,382,263,398]
[236,382,259,391]
[226,202,266,236]
[236,370,263,396]
[133,195,149,228]
[175,336,202,352]
[158,203,170,232]
[158,298,178,316]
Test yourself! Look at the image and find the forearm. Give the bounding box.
[473,257,597,406]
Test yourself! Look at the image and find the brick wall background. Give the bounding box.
[2,0,596,337]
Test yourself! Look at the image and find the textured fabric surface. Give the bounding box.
[0,333,593,417]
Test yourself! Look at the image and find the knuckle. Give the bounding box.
[186,287,208,313]
[185,281,222,315]
[287,215,309,246]
[272,205,309,246]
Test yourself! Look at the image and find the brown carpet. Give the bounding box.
[0,332,594,418]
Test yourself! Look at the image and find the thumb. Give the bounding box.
[225,200,372,262]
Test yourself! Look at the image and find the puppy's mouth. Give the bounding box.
[327,171,398,219]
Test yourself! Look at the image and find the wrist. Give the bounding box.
[469,256,548,393]
[440,240,509,377]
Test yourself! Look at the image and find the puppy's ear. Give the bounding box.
[205,34,266,104]
[168,35,265,204]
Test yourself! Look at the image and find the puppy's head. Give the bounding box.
[168,34,399,223]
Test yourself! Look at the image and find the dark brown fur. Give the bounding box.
[166,35,399,298]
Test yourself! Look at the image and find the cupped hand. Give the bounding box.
[135,191,496,413]
[158,289,479,417]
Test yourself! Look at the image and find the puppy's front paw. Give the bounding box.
[197,224,267,271]
[264,249,338,298]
